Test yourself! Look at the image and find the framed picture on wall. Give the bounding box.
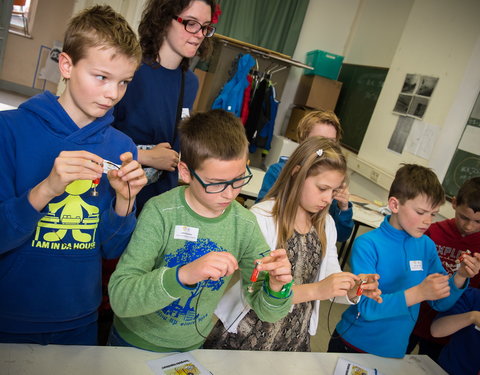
[393,73,439,119]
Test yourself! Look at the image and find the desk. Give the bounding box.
[240,166,265,199]
[0,103,17,111]
[0,343,447,375]
[338,195,385,268]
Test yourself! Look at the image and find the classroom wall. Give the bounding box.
[275,0,360,136]
[360,0,480,178]
[275,0,480,217]
[276,0,413,135]
[1,0,75,93]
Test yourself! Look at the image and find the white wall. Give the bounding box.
[360,0,480,177]
[274,0,360,136]
[275,0,480,217]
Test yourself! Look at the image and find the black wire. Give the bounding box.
[327,296,360,340]
[194,281,252,340]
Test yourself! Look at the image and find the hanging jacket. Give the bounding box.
[212,54,256,117]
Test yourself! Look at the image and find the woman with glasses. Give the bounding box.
[99,0,217,345]
[112,0,218,212]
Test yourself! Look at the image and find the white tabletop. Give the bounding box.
[240,166,265,199]
[0,343,447,375]
[0,103,17,111]
[350,195,385,228]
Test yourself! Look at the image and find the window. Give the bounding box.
[9,0,33,37]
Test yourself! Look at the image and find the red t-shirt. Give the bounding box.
[413,218,480,340]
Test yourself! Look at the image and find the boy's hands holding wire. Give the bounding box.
[108,152,147,216]
[456,251,480,280]
[178,252,239,286]
[29,150,104,211]
[351,273,383,303]
[255,249,293,292]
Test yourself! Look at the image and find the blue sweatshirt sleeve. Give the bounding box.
[0,118,46,254]
[427,246,467,312]
[98,199,136,259]
[329,200,354,242]
[97,146,138,259]
[0,190,47,254]
[256,162,282,203]
[350,236,411,321]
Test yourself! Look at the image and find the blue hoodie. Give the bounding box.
[0,91,137,333]
[211,53,256,116]
[336,216,466,358]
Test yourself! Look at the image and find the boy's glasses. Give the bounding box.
[189,165,253,193]
[172,16,216,38]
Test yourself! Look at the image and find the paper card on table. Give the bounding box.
[333,357,384,375]
[147,352,212,375]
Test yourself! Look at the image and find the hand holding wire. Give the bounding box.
[28,151,104,212]
[456,250,480,279]
[107,152,147,215]
[254,249,292,292]
[354,273,383,303]
[178,252,239,286]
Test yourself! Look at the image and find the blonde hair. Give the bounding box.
[297,110,342,143]
[265,137,347,253]
[63,5,141,66]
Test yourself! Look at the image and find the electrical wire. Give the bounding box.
[194,281,252,340]
[327,296,360,340]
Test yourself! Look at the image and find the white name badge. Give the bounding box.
[181,108,190,119]
[174,225,199,242]
[410,260,423,271]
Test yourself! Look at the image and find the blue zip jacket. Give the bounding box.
[212,53,256,116]
[336,216,467,358]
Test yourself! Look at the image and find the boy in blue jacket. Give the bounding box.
[0,5,147,345]
[328,164,480,358]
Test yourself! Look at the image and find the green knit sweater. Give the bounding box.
[109,186,292,351]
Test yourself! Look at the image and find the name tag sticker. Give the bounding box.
[174,225,199,242]
[181,108,190,119]
[410,260,423,271]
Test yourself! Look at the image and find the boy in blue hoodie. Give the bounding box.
[0,5,147,345]
[327,164,480,358]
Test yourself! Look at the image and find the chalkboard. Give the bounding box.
[335,64,389,152]
[442,115,480,197]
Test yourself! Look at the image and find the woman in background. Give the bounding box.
[113,0,218,211]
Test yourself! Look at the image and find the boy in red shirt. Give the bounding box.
[408,177,480,360]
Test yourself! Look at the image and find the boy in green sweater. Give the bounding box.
[108,109,293,352]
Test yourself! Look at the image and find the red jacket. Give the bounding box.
[413,218,480,340]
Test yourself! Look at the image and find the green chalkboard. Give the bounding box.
[335,64,389,152]
[442,115,480,197]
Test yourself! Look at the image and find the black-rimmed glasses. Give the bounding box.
[189,165,253,193]
[173,16,216,38]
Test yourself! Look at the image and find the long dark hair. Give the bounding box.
[138,0,216,70]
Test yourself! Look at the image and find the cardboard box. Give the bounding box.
[293,75,342,110]
[284,106,316,142]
